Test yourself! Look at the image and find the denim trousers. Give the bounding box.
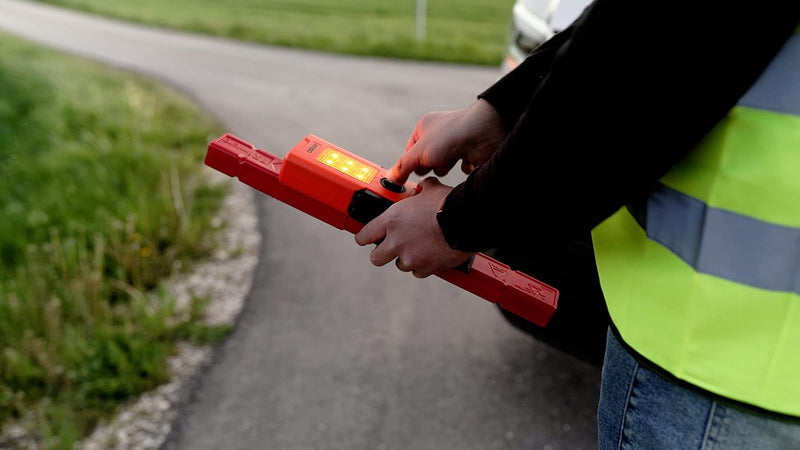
[597,329,800,449]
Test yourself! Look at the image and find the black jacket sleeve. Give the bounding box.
[478,23,576,129]
[437,0,800,253]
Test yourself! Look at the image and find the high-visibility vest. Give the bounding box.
[591,29,800,417]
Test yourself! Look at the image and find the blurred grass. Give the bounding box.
[35,0,515,65]
[0,32,232,449]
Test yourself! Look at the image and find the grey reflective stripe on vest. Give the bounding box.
[738,33,800,115]
[628,185,800,295]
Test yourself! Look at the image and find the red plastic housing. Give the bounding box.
[205,133,558,326]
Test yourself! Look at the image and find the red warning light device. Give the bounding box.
[205,133,558,326]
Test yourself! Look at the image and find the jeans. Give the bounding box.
[597,329,800,449]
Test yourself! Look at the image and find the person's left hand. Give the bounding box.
[354,177,474,278]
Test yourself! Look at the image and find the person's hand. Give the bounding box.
[386,99,507,185]
[354,177,474,278]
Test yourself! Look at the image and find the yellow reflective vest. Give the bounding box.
[592,29,800,416]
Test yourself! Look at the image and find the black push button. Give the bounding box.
[380,177,405,193]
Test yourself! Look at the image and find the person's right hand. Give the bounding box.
[386,98,508,185]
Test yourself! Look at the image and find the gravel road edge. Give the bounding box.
[77,176,260,450]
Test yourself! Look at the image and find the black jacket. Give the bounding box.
[437,0,800,253]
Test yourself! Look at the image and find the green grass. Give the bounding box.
[35,0,515,65]
[0,32,232,449]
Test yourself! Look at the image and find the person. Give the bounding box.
[354,0,800,447]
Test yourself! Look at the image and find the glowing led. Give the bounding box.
[317,148,377,184]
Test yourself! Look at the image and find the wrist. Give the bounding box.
[473,98,505,131]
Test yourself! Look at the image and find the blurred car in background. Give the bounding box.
[501,0,593,73]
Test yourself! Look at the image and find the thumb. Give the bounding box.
[418,176,443,191]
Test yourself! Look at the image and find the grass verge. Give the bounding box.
[35,0,515,66]
[0,32,231,449]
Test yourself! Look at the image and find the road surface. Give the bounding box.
[0,1,602,448]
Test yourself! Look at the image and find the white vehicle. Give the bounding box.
[501,0,593,73]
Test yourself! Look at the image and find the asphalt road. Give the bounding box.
[0,1,602,448]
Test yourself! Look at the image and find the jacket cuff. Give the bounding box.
[435,176,494,253]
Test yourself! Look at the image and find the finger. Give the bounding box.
[405,129,419,152]
[413,166,433,177]
[387,151,422,185]
[412,271,430,279]
[369,243,397,267]
[391,121,431,184]
[433,166,452,177]
[460,160,475,175]
[354,215,386,246]
[395,258,412,272]
[385,159,409,185]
